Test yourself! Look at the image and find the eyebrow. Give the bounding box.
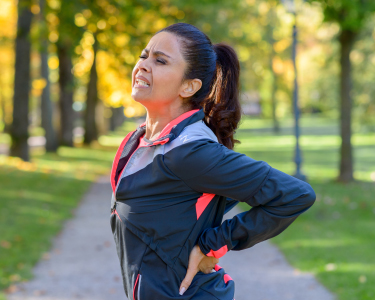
[143,49,171,58]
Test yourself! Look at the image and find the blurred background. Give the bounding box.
[0,0,374,299]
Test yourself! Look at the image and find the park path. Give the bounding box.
[6,176,335,300]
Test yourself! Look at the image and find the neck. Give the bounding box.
[144,102,190,141]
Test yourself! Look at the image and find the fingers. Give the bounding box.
[179,245,211,295]
[179,266,197,295]
[198,256,219,274]
[202,261,217,274]
[201,266,214,274]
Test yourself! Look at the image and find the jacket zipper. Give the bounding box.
[137,274,142,300]
[113,146,144,213]
[114,131,174,194]
[111,144,152,219]
[110,203,122,221]
[113,137,160,208]
[133,273,142,300]
[114,141,155,194]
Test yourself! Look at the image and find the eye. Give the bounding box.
[138,55,166,64]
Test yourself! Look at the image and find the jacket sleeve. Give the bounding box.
[164,139,316,258]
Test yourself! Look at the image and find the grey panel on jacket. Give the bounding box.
[118,120,218,181]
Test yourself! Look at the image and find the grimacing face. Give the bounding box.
[131,31,201,109]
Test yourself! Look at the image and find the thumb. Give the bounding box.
[179,266,197,295]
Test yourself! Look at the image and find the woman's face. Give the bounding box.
[131,32,188,107]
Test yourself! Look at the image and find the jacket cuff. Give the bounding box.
[198,229,229,259]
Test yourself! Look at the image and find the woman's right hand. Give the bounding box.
[179,245,219,295]
[198,254,218,274]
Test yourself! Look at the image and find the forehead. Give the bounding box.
[144,32,183,60]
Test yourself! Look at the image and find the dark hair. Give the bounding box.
[156,23,241,149]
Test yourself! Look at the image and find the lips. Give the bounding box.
[135,76,150,87]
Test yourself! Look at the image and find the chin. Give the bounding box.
[131,90,144,101]
[132,94,144,101]
[131,93,150,105]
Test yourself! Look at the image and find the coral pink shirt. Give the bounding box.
[137,133,151,148]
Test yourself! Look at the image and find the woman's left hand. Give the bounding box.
[179,245,219,295]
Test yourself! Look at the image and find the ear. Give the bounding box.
[180,79,202,98]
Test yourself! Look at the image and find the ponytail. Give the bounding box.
[157,24,242,149]
[203,43,241,149]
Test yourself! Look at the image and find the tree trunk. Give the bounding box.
[57,44,74,147]
[338,29,357,182]
[41,45,58,151]
[267,6,279,133]
[109,106,125,131]
[10,1,33,161]
[270,52,279,133]
[40,0,58,152]
[83,35,98,144]
[271,74,279,133]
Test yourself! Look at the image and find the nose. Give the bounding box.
[136,57,151,73]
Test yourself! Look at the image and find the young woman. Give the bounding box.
[109,23,316,300]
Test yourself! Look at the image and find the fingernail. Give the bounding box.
[179,287,186,295]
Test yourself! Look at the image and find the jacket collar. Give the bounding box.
[138,108,206,146]
[111,108,206,192]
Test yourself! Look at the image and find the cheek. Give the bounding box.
[154,69,183,90]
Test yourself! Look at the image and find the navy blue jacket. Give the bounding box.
[109,108,316,300]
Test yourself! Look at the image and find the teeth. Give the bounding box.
[136,79,150,86]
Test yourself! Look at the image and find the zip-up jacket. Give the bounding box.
[109,108,316,300]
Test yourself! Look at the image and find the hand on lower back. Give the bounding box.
[179,245,219,295]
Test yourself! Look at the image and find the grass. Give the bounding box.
[234,114,375,300]
[0,134,125,296]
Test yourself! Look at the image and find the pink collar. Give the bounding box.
[140,109,200,141]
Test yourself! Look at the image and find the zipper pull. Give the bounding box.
[110,201,116,213]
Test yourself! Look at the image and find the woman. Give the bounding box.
[109,23,316,300]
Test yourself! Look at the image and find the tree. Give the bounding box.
[55,0,83,147]
[309,0,375,182]
[39,0,58,152]
[10,0,33,161]
[57,43,75,146]
[83,33,98,144]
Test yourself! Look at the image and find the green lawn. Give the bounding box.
[235,115,375,300]
[0,137,122,297]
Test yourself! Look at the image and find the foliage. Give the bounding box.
[351,17,375,131]
[0,0,374,131]
[303,0,375,129]
[311,0,375,31]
